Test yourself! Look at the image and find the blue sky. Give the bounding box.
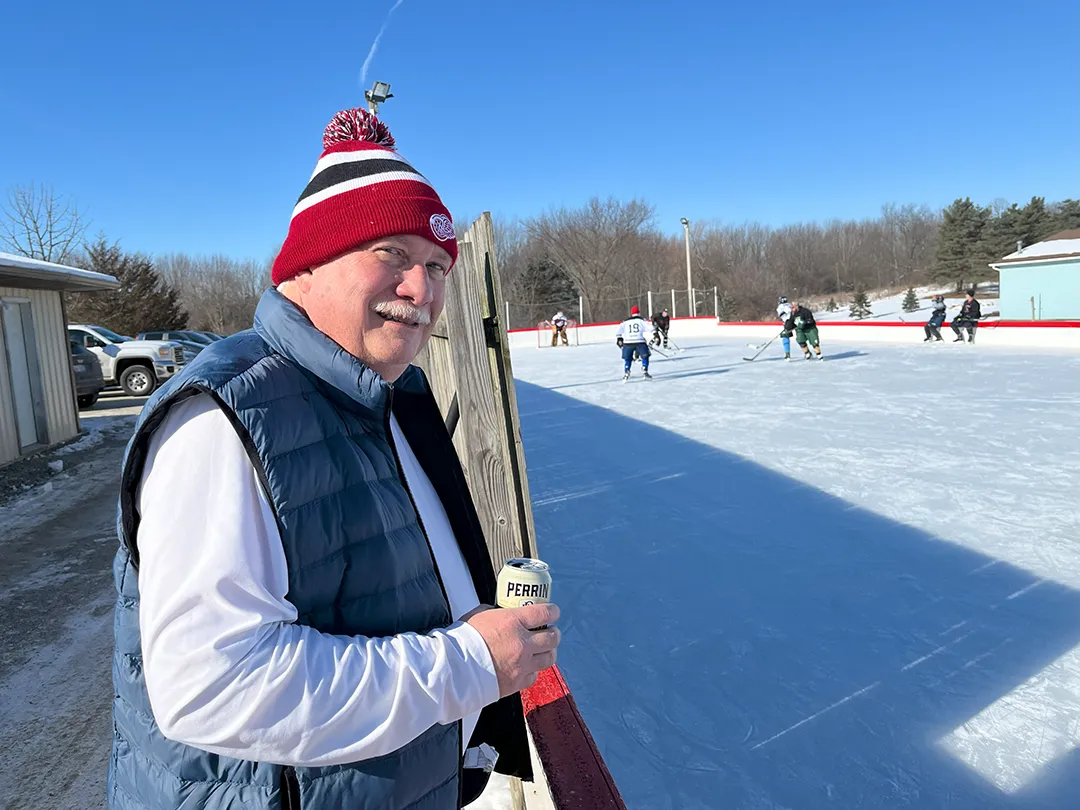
[1,0,1077,261]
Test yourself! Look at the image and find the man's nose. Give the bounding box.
[397,263,434,306]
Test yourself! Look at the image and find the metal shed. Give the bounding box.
[0,252,119,465]
[991,230,1080,320]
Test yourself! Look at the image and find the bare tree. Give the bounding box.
[159,252,271,335]
[528,197,655,323]
[0,183,89,263]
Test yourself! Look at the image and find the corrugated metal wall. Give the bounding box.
[1000,260,1080,320]
[0,286,80,465]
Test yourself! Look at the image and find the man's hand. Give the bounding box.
[617,337,624,348]
[466,604,561,698]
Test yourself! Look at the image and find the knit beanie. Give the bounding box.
[271,108,457,286]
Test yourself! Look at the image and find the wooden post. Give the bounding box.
[671,288,676,318]
[578,295,583,327]
[414,213,538,567]
[647,290,653,318]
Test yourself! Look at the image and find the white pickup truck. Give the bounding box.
[67,324,187,397]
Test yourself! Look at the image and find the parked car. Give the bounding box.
[195,331,225,341]
[67,324,186,397]
[70,340,106,409]
[138,329,215,346]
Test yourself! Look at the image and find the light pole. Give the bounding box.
[364,81,394,116]
[680,217,694,317]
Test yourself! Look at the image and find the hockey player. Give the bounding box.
[650,308,671,348]
[924,295,946,342]
[784,300,823,360]
[616,305,653,381]
[776,295,793,359]
[951,290,981,343]
[550,311,570,346]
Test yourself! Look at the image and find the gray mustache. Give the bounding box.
[374,301,431,326]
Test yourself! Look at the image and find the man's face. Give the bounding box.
[283,234,452,382]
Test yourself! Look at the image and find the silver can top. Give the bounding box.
[504,557,550,572]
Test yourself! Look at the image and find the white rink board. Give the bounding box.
[507,320,1080,351]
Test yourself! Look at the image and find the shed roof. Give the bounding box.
[992,230,1080,268]
[0,251,120,292]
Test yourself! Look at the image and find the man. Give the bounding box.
[551,310,569,346]
[108,108,560,810]
[924,294,946,342]
[650,308,671,348]
[616,305,653,381]
[784,300,824,360]
[776,295,793,360]
[951,289,981,343]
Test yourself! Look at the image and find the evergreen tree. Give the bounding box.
[825,297,839,312]
[902,287,919,312]
[67,236,188,335]
[933,198,991,290]
[1049,199,1080,233]
[849,290,872,319]
[716,292,737,321]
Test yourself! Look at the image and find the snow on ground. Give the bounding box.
[0,410,137,542]
[812,285,1000,324]
[511,337,1080,809]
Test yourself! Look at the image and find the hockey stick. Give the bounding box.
[743,333,780,361]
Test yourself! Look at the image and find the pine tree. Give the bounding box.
[933,197,991,290]
[849,290,872,319]
[1049,199,1080,234]
[902,287,919,312]
[716,292,737,321]
[67,236,188,335]
[826,297,839,312]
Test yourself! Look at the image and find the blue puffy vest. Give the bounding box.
[108,289,515,809]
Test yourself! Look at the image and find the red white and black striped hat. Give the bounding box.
[271,108,457,286]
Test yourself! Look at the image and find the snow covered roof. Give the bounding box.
[992,230,1080,268]
[0,251,119,292]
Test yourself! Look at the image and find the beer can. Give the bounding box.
[497,558,552,610]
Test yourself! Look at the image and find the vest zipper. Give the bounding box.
[281,766,301,809]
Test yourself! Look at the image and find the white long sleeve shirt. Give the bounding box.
[615,316,652,344]
[136,394,499,767]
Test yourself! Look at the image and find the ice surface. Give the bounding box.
[511,338,1080,809]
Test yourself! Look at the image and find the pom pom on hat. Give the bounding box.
[630,305,640,315]
[322,108,396,150]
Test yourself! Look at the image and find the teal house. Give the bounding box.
[991,230,1080,320]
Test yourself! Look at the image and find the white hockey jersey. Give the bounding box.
[552,312,567,327]
[777,302,792,323]
[616,316,653,344]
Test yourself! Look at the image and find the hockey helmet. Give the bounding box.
[778,295,788,304]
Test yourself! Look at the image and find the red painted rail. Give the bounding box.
[521,666,627,810]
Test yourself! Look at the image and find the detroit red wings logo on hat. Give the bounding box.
[429,214,455,242]
[271,108,458,286]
